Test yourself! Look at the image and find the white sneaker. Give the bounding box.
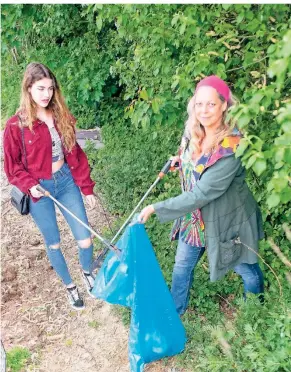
[66,286,85,310]
[81,271,95,298]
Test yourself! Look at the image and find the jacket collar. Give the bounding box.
[193,129,242,180]
[206,129,241,169]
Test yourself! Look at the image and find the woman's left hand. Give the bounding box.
[138,205,155,223]
[85,194,96,209]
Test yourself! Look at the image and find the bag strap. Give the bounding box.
[17,115,28,170]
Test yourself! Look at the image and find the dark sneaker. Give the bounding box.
[81,271,95,298]
[66,286,85,310]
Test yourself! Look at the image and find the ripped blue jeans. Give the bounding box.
[171,238,264,315]
[29,163,93,285]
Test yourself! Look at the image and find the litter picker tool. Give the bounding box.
[36,185,121,257]
[90,159,177,272]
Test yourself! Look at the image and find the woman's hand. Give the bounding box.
[170,155,180,171]
[85,194,96,209]
[138,205,155,223]
[29,184,44,198]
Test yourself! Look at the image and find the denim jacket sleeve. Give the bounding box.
[153,155,242,223]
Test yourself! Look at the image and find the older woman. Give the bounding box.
[139,75,264,315]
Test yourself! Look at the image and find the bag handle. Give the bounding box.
[17,115,28,171]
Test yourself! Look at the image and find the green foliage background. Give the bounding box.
[2,4,291,370]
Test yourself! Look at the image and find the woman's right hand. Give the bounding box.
[29,184,44,198]
[170,155,180,171]
[138,205,155,223]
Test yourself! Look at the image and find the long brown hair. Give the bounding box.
[184,91,238,156]
[18,62,75,150]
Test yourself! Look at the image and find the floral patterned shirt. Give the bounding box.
[170,130,241,248]
[170,139,207,247]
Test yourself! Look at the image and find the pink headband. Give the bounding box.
[195,75,231,102]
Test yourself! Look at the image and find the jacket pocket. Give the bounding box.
[218,236,242,269]
[24,131,40,147]
[23,132,41,166]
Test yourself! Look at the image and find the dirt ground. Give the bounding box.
[1,153,185,371]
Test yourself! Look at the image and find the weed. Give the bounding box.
[6,347,30,372]
[88,320,100,329]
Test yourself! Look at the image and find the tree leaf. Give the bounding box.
[180,22,186,35]
[141,115,150,129]
[139,90,148,101]
[246,154,257,169]
[283,148,291,164]
[236,13,244,24]
[252,159,267,176]
[280,188,291,204]
[236,138,249,157]
[267,193,280,208]
[152,98,160,113]
[96,16,103,31]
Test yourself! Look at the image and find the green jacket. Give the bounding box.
[154,155,264,281]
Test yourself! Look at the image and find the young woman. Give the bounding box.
[138,75,264,315]
[4,62,97,310]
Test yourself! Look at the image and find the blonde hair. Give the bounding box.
[184,91,238,155]
[18,62,75,151]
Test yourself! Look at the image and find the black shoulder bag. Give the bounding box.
[10,117,30,215]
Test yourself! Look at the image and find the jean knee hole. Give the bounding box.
[78,239,92,249]
[48,244,60,250]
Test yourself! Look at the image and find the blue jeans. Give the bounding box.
[29,163,93,285]
[171,238,264,315]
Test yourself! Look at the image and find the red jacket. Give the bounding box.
[3,114,95,201]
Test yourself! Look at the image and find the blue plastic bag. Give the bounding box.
[92,221,186,372]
